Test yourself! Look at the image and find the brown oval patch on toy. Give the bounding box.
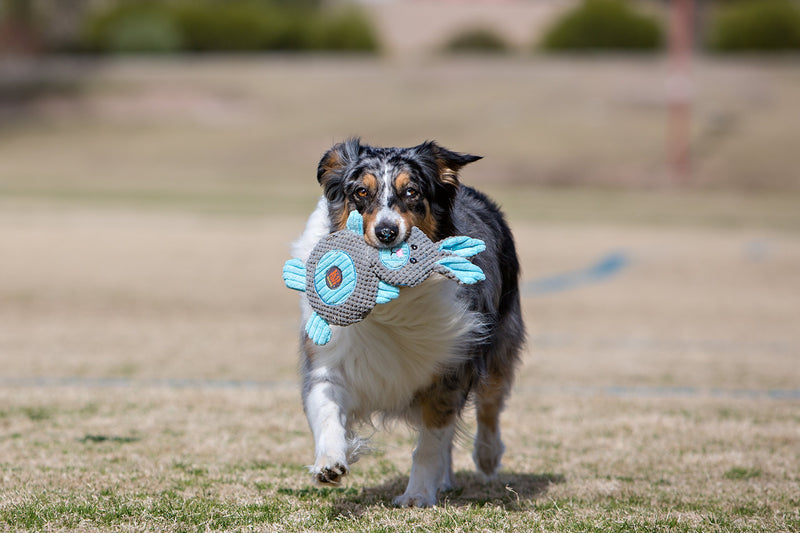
[325,266,343,289]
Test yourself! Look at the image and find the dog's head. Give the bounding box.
[317,138,481,247]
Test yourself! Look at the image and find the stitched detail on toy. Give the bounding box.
[325,266,343,289]
[313,250,358,307]
[305,229,379,326]
[379,242,410,270]
[284,211,487,345]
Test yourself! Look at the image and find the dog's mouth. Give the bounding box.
[364,213,408,249]
[364,229,407,249]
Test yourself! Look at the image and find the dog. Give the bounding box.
[290,138,524,507]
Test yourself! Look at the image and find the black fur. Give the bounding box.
[305,139,525,506]
[318,138,524,423]
[317,138,483,241]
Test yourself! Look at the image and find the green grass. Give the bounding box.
[2,487,793,532]
[1,391,797,532]
[1,492,284,531]
[723,466,762,481]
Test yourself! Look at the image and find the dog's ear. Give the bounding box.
[413,141,482,189]
[317,138,362,202]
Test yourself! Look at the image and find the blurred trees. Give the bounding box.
[536,0,800,54]
[539,0,663,52]
[0,0,39,53]
[3,1,800,56]
[83,0,379,53]
[442,27,511,55]
[708,0,800,52]
[1,0,379,54]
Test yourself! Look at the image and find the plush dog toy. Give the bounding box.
[283,211,486,345]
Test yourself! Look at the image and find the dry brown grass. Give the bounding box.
[3,57,800,197]
[2,207,798,389]
[1,384,797,531]
[1,57,799,530]
[1,205,798,530]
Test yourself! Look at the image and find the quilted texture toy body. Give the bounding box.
[283,211,486,345]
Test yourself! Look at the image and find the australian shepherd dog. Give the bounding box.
[290,138,524,507]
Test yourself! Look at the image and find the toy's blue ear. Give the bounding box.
[346,211,364,235]
[438,236,486,258]
[434,256,486,284]
[375,280,400,304]
[283,258,307,292]
[306,312,332,345]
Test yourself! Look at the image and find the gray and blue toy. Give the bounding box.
[283,211,486,345]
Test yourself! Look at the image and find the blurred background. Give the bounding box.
[1,0,799,392]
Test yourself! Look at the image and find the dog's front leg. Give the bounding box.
[303,376,350,485]
[393,423,456,508]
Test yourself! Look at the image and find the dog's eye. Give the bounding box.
[355,187,369,198]
[405,187,419,199]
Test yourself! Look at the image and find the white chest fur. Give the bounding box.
[292,198,480,420]
[314,277,476,418]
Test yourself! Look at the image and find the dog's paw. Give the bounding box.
[393,491,437,508]
[473,432,505,478]
[312,462,349,485]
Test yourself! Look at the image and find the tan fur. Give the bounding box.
[418,385,458,429]
[319,150,342,183]
[394,172,412,191]
[361,173,378,192]
[475,375,509,433]
[361,211,381,247]
[436,161,459,189]
[393,172,439,240]
[334,199,350,231]
[408,209,438,241]
[356,174,381,243]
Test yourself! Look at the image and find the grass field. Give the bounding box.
[1,57,799,531]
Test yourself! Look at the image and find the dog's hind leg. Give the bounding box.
[473,276,524,478]
[473,374,511,478]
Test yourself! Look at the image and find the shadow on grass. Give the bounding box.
[329,471,564,517]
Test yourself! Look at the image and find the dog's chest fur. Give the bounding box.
[293,198,480,419]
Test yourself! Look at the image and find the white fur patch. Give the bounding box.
[291,196,330,262]
[375,167,407,245]
[293,197,481,421]
[394,424,456,507]
[318,276,478,420]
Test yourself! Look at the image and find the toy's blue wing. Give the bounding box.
[306,312,332,345]
[438,236,486,258]
[435,256,486,285]
[346,211,364,235]
[283,258,307,292]
[375,280,400,304]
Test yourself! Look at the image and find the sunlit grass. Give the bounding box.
[0,389,797,531]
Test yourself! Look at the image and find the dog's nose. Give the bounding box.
[375,223,398,244]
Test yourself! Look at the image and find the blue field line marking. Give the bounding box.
[515,384,800,400]
[1,377,798,400]
[523,250,630,296]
